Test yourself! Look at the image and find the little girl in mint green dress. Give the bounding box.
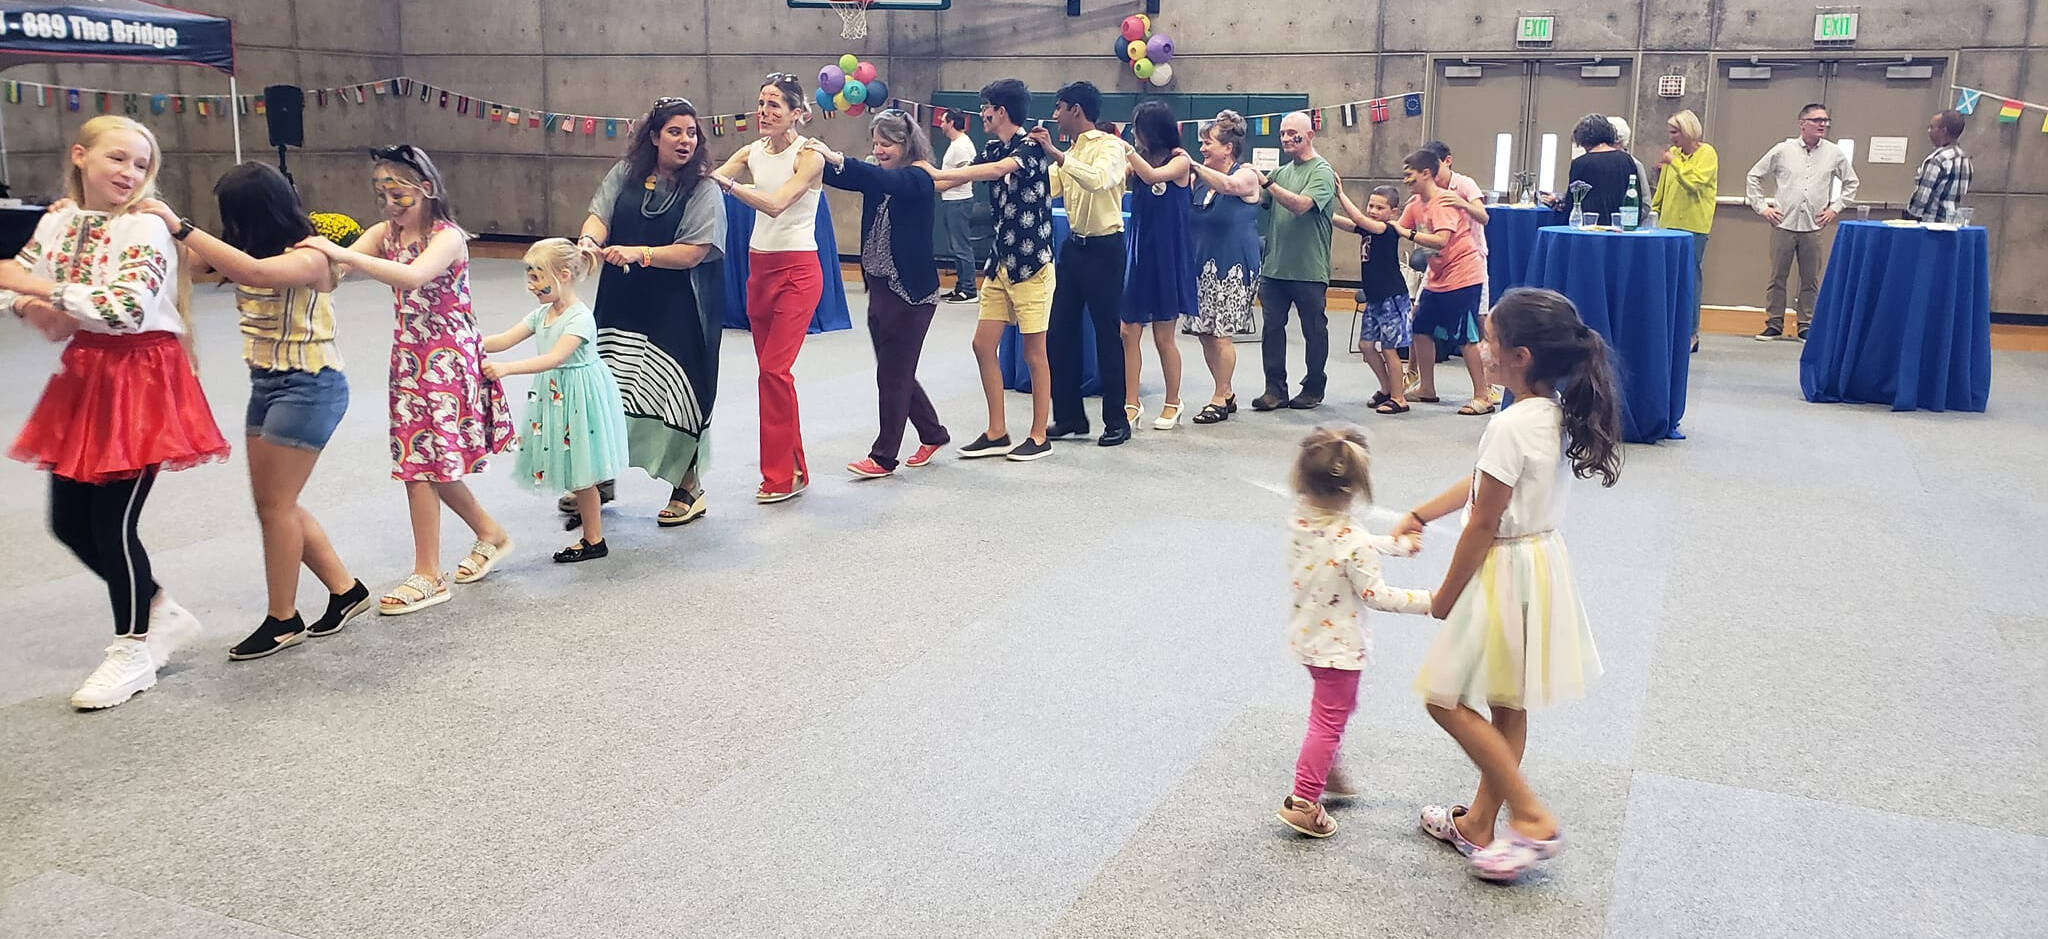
[482,238,627,563]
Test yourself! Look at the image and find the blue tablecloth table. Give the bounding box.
[1799,221,1991,413]
[995,208,1135,394]
[1484,205,1554,295]
[1527,226,1695,443]
[721,191,852,334]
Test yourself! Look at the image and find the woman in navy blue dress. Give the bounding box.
[1122,101,1199,431]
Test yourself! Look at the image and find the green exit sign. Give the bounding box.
[1814,12,1858,41]
[1518,16,1554,43]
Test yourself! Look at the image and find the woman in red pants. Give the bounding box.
[711,72,826,504]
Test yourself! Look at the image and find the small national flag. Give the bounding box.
[254,96,267,116]
[195,97,209,117]
[931,106,946,128]
[1310,108,1323,131]
[316,89,328,107]
[735,114,749,133]
[528,113,540,129]
[66,88,80,112]
[375,81,388,96]
[420,83,431,103]
[605,118,618,139]
[562,114,576,135]
[3,82,17,105]
[543,113,558,132]
[439,90,450,108]
[172,95,185,114]
[35,84,48,107]
[354,85,368,104]
[150,94,166,115]
[1998,99,2023,123]
[395,78,409,96]
[583,117,597,135]
[507,109,522,128]
[490,105,504,122]
[1255,115,1270,136]
[1403,93,1422,116]
[1341,102,1357,128]
[2041,110,2048,133]
[239,95,252,115]
[457,95,468,115]
[1956,88,1981,114]
[713,115,726,136]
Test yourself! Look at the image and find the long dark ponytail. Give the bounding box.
[1491,288,1623,486]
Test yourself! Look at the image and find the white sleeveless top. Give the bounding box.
[746,135,821,253]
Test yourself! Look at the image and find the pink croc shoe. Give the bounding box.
[1419,804,1483,857]
[1468,828,1564,882]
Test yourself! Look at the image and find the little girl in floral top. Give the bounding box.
[1277,424,1433,839]
[303,144,515,615]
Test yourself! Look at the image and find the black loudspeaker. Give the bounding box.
[264,84,304,149]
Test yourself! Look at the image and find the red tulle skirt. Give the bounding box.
[9,330,230,483]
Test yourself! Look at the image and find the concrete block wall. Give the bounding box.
[3,0,2042,313]
[2,1,403,233]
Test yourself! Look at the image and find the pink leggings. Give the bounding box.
[1293,665,1360,801]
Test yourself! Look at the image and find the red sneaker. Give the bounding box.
[846,457,892,479]
[904,444,943,468]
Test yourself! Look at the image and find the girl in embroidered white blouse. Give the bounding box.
[1276,424,1433,839]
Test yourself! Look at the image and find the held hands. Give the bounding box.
[1390,510,1426,540]
[14,297,75,342]
[1429,590,1454,620]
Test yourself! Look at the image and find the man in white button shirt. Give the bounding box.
[1746,102,1859,341]
[937,110,979,302]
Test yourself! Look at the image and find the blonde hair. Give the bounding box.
[1668,109,1704,148]
[523,237,599,282]
[1291,424,1374,510]
[67,116,195,362]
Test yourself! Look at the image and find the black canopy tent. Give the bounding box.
[0,0,237,186]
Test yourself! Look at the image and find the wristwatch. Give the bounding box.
[1260,175,1275,190]
[171,217,195,241]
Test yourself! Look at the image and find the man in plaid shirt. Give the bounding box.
[1905,110,1971,224]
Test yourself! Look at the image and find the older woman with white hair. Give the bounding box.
[1608,116,1654,207]
[807,110,952,480]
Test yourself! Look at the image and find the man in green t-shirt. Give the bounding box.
[1255,111,1338,411]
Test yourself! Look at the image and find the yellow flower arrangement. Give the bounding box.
[309,212,363,247]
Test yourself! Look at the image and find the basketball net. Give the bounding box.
[828,0,870,40]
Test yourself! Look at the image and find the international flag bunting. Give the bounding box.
[527,113,540,129]
[316,89,328,107]
[1955,88,1981,114]
[239,95,252,115]
[1369,98,1388,123]
[254,96,266,116]
[604,118,618,139]
[354,85,368,104]
[490,105,504,122]
[562,115,575,135]
[66,88,80,111]
[712,115,725,136]
[150,95,165,115]
[735,114,749,133]
[1255,115,1270,135]
[3,82,16,104]
[374,81,388,96]
[419,84,431,103]
[439,90,449,107]
[195,98,209,117]
[931,106,946,128]
[1998,99,2023,122]
[1310,108,1323,131]
[543,113,559,132]
[508,109,522,127]
[456,95,468,115]
[35,85,47,107]
[394,78,408,96]
[2042,110,2048,133]
[1341,102,1356,127]
[583,117,597,135]
[1404,93,1422,116]
[172,96,185,114]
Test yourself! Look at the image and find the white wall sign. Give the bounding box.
[1866,136,1909,165]
[1251,147,1280,172]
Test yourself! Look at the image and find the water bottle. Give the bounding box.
[1568,204,1586,230]
[1617,174,1641,230]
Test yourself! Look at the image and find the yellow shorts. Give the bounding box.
[977,264,1055,334]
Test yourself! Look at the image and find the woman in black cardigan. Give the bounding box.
[805,109,951,479]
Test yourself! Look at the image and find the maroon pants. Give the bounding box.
[747,250,823,492]
[865,285,948,470]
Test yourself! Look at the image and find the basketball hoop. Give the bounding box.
[828,0,871,39]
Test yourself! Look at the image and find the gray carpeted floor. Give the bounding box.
[2,260,2044,939]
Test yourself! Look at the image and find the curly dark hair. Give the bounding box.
[625,97,710,186]
[1570,113,1619,149]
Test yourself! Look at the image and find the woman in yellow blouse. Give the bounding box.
[1651,109,1716,351]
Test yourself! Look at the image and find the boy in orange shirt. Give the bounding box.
[1387,149,1491,415]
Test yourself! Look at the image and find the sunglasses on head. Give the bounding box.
[652,96,692,110]
[369,144,428,174]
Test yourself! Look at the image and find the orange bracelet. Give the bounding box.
[641,246,652,267]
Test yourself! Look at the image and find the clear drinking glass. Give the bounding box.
[1856,204,1871,221]
[1956,207,1975,227]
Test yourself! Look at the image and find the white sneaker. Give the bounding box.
[145,594,201,668]
[71,641,158,710]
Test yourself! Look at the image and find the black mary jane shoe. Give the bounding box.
[553,539,610,563]
[1193,402,1230,424]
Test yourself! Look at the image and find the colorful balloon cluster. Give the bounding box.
[1112,15,1175,87]
[817,53,888,118]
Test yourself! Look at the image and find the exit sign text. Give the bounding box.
[1814,12,1858,42]
[1518,15,1554,43]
